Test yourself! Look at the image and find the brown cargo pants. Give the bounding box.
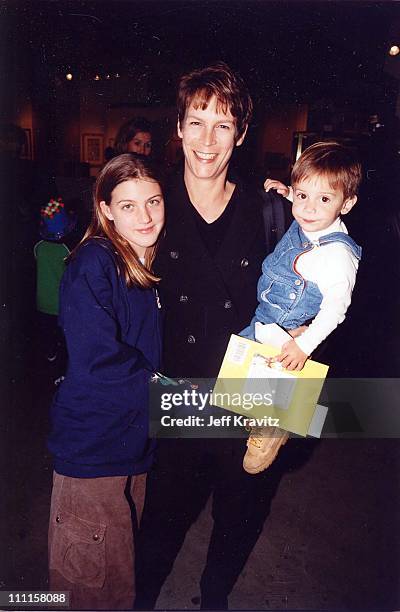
[48,472,146,610]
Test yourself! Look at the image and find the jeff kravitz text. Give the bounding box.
[160,414,280,427]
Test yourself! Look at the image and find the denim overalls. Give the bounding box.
[241,220,362,340]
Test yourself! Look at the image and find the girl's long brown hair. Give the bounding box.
[71,154,164,288]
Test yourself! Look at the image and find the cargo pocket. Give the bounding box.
[49,508,106,588]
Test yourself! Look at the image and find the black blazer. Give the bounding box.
[155,176,288,378]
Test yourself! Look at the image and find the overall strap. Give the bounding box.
[319,231,362,260]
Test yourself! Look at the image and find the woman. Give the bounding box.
[114,117,153,157]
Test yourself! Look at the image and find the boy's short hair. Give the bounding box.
[291,141,362,200]
[177,62,253,141]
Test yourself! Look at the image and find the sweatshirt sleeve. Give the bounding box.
[295,242,359,356]
[59,242,153,385]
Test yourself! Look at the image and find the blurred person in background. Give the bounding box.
[114,117,153,157]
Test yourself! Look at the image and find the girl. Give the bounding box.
[47,154,164,610]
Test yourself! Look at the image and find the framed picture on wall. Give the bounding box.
[21,128,33,160]
[82,133,104,165]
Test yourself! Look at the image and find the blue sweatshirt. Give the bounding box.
[48,238,162,478]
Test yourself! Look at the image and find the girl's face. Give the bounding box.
[100,179,164,257]
[127,131,152,156]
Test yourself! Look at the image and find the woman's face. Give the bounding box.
[127,131,152,156]
[101,179,164,257]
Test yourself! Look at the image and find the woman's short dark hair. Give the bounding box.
[177,62,253,141]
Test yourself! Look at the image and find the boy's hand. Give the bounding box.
[274,339,308,371]
[264,178,293,200]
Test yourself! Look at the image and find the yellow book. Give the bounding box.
[212,332,329,437]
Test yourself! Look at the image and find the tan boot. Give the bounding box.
[243,426,289,474]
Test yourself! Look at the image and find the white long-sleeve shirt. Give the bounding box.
[293,217,359,356]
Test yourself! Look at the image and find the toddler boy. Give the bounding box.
[241,141,362,473]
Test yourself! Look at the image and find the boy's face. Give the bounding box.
[177,95,246,182]
[292,173,357,233]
